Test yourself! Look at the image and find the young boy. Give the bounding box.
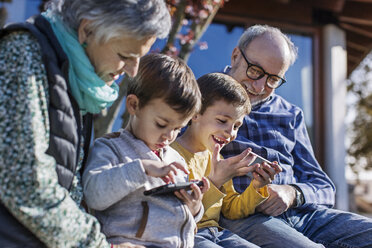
[171,72,282,247]
[83,53,209,248]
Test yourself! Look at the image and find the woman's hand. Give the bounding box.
[142,159,189,184]
[174,177,210,216]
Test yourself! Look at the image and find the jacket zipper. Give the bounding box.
[179,203,190,248]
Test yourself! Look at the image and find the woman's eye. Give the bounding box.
[156,123,166,128]
[118,54,128,61]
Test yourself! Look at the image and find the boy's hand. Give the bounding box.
[208,145,259,189]
[251,161,282,189]
[174,177,210,216]
[142,159,189,184]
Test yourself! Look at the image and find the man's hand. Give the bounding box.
[174,177,210,216]
[142,160,189,184]
[208,145,259,189]
[255,184,296,216]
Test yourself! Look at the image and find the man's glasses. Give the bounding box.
[239,49,286,89]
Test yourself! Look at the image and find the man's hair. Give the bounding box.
[197,73,251,116]
[127,53,201,118]
[46,0,171,43]
[238,24,298,66]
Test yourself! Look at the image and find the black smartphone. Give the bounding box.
[143,181,204,196]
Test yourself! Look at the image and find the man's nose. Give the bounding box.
[251,76,267,93]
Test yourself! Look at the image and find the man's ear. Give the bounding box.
[126,94,140,115]
[77,19,92,44]
[231,47,240,67]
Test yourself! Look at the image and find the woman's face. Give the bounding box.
[78,19,156,86]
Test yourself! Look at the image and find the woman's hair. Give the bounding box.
[197,73,251,116]
[238,24,298,66]
[127,53,201,118]
[46,0,171,43]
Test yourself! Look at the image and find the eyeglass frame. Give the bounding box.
[239,49,286,89]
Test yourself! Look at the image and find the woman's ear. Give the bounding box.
[77,19,92,44]
[126,94,139,115]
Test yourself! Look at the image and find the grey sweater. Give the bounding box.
[83,129,201,248]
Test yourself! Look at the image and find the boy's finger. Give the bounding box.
[190,183,202,199]
[271,161,282,173]
[201,177,210,193]
[171,161,189,174]
[228,148,252,164]
[211,144,222,164]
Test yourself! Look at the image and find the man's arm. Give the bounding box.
[222,99,335,211]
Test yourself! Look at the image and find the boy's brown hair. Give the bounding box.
[197,72,251,116]
[127,53,201,118]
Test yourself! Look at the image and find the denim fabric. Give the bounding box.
[221,94,336,209]
[220,207,372,248]
[195,227,260,248]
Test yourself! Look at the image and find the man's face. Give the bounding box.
[228,34,290,106]
[192,100,246,152]
[128,97,192,151]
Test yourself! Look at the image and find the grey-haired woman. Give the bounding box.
[0,0,170,247]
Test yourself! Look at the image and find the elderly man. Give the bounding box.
[220,24,372,248]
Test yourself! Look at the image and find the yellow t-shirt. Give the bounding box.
[171,141,269,229]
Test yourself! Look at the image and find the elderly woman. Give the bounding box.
[0,0,171,247]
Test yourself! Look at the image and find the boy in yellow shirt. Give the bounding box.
[171,72,282,247]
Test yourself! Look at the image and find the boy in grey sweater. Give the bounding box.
[83,53,209,248]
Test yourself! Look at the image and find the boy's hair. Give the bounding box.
[127,53,201,117]
[197,73,251,115]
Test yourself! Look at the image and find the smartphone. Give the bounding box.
[250,151,273,166]
[143,181,204,196]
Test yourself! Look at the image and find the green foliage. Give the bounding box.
[347,53,372,172]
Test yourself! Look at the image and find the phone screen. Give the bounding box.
[144,181,203,196]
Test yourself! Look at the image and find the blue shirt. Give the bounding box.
[221,93,336,209]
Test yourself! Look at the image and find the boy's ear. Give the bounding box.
[192,114,200,122]
[126,94,139,115]
[231,46,240,67]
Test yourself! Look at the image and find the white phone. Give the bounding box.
[249,151,273,166]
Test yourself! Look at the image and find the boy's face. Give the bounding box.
[193,100,246,152]
[128,97,192,151]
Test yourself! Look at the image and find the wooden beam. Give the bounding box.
[347,40,370,51]
[341,2,372,21]
[339,16,372,26]
[340,23,372,39]
[217,0,313,25]
[345,0,372,3]
[310,0,345,12]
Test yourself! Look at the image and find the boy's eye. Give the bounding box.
[217,119,226,124]
[234,124,242,130]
